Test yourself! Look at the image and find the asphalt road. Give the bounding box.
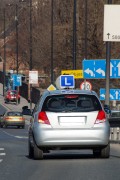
[1,105,120,180]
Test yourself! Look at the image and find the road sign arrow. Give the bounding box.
[117,62,120,76]
[96,68,105,76]
[110,62,114,76]
[100,94,105,98]
[84,68,94,77]
[110,94,114,99]
[115,91,119,99]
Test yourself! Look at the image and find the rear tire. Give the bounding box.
[100,143,110,158]
[28,139,34,158]
[93,143,110,158]
[34,142,43,160]
[4,124,7,128]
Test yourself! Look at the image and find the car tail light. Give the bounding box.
[20,117,25,121]
[38,111,50,125]
[4,117,11,120]
[95,110,106,124]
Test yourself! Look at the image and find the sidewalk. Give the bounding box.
[0,83,35,112]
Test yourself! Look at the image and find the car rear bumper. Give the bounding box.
[4,121,25,126]
[33,126,110,148]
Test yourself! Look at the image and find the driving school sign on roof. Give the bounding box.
[104,5,120,42]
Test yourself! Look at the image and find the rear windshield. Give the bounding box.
[7,112,22,116]
[111,111,120,117]
[42,94,102,112]
[10,91,17,95]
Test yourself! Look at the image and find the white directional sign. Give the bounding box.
[83,59,120,79]
[104,5,120,42]
[100,88,120,101]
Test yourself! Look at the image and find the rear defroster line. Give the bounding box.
[1,130,28,139]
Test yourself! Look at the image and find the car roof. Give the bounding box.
[6,110,22,113]
[111,110,120,112]
[7,90,17,92]
[43,89,98,96]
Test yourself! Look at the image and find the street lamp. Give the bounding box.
[19,0,33,110]
[7,3,19,75]
[19,0,33,71]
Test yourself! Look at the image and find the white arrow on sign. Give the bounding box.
[100,94,105,98]
[84,68,94,77]
[115,91,119,99]
[117,62,120,76]
[96,68,105,76]
[110,62,114,76]
[110,94,114,99]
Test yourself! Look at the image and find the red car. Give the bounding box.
[4,90,20,104]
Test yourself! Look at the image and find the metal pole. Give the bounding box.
[15,4,19,74]
[105,0,112,106]
[84,0,88,59]
[29,0,32,71]
[3,8,6,96]
[51,0,54,84]
[73,0,76,70]
[29,0,32,111]
[84,0,88,88]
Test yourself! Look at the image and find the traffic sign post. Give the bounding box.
[29,71,38,84]
[11,74,22,89]
[61,70,83,79]
[80,80,92,90]
[104,5,120,42]
[83,59,120,79]
[100,88,120,101]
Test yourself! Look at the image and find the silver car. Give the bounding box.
[28,89,110,159]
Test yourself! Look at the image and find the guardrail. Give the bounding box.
[109,118,120,143]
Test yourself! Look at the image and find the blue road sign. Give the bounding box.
[60,75,75,88]
[11,74,22,87]
[83,59,120,79]
[100,88,120,101]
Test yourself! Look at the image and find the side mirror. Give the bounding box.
[22,106,29,110]
[104,108,111,114]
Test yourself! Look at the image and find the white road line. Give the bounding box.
[0,159,3,163]
[0,153,6,156]
[1,130,28,139]
[15,136,28,139]
[0,148,4,151]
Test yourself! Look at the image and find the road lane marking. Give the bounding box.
[0,159,3,163]
[15,136,28,139]
[0,148,4,151]
[1,130,28,139]
[0,153,6,156]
